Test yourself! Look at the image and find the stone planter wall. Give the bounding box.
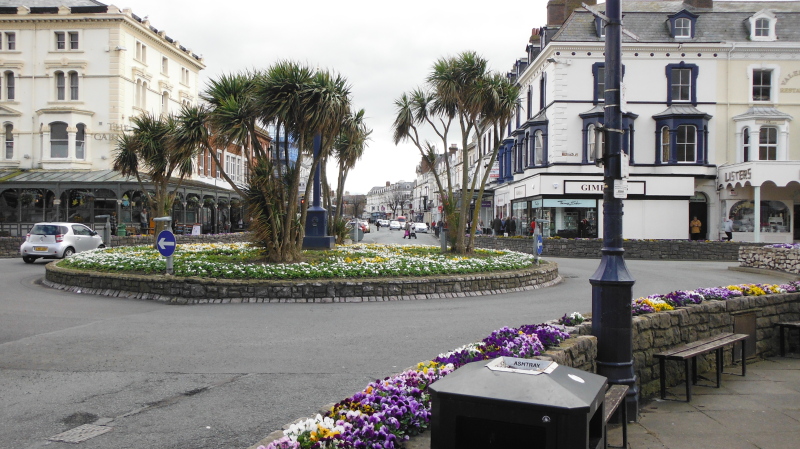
[552,291,800,398]
[739,246,800,275]
[43,261,561,304]
[474,236,764,261]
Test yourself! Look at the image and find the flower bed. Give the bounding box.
[631,282,798,316]
[259,280,800,449]
[59,243,536,280]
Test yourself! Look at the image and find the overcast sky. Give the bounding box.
[120,0,547,194]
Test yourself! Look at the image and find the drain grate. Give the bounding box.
[48,424,113,443]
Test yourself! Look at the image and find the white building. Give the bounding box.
[491,0,800,242]
[0,1,235,235]
[366,180,414,220]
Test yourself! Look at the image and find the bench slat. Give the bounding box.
[604,385,628,423]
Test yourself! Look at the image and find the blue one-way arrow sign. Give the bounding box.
[157,230,176,257]
[536,234,543,255]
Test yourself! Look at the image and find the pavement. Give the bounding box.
[402,354,800,449]
[610,354,800,449]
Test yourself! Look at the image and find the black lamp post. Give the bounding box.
[302,133,335,249]
[589,0,638,419]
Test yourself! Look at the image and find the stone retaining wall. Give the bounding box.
[558,291,800,398]
[474,236,763,261]
[739,246,800,275]
[44,261,561,304]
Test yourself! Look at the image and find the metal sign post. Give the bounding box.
[154,217,175,275]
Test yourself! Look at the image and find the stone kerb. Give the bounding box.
[739,246,800,275]
[43,261,561,304]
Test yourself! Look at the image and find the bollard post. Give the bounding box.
[440,227,448,252]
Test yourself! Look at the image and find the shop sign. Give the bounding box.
[530,199,542,208]
[514,185,526,199]
[481,200,492,208]
[565,181,605,194]
[489,161,499,179]
[722,168,752,183]
[543,199,596,208]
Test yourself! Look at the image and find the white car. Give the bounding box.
[414,222,429,233]
[360,220,370,233]
[379,219,390,227]
[20,222,105,263]
[389,220,401,230]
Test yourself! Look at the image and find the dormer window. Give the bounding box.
[668,10,698,39]
[749,10,777,42]
[595,17,605,38]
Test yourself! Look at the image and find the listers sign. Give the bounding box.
[722,168,752,183]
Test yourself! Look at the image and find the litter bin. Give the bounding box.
[429,358,607,449]
[117,223,127,236]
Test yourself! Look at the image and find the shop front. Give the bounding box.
[718,162,800,243]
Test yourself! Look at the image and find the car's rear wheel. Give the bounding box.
[22,256,37,264]
[62,247,76,258]
[98,244,106,249]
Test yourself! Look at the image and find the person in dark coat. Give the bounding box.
[507,216,516,236]
[492,215,502,236]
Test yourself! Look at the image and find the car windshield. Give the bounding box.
[30,225,65,235]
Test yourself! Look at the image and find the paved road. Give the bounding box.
[0,233,789,449]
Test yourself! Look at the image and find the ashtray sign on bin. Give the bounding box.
[486,357,558,376]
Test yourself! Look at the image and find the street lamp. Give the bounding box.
[589,0,638,420]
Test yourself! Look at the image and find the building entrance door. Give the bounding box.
[689,195,708,240]
[795,205,800,240]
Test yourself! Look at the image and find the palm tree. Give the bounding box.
[334,108,371,217]
[112,113,197,239]
[249,61,352,261]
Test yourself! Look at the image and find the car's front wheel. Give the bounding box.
[62,247,76,258]
[22,256,37,264]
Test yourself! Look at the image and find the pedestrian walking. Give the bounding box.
[376,220,381,231]
[139,208,149,234]
[722,216,734,241]
[492,215,502,236]
[690,216,702,240]
[109,211,117,234]
[508,216,516,236]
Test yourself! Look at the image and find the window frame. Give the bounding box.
[665,62,699,106]
[668,10,698,39]
[4,32,15,51]
[752,69,773,102]
[675,124,697,163]
[54,30,80,51]
[674,18,692,38]
[49,121,69,158]
[749,11,777,42]
[4,123,13,160]
[758,126,778,161]
[4,71,14,100]
[75,123,86,160]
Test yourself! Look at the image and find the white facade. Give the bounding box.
[0,2,204,172]
[491,0,800,242]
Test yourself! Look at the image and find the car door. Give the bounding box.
[71,225,93,252]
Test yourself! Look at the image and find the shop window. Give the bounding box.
[758,127,777,160]
[729,200,789,233]
[49,122,68,158]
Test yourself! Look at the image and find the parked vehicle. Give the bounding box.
[348,220,368,233]
[389,220,401,230]
[20,222,105,263]
[379,219,390,227]
[360,220,371,233]
[414,222,429,233]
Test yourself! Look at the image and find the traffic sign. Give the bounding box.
[157,230,176,257]
[536,235,543,255]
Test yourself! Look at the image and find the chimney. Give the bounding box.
[448,144,458,156]
[548,0,597,26]
[547,0,566,26]
[684,0,713,8]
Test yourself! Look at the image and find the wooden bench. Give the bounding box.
[654,332,748,402]
[604,384,628,449]
[777,321,800,357]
